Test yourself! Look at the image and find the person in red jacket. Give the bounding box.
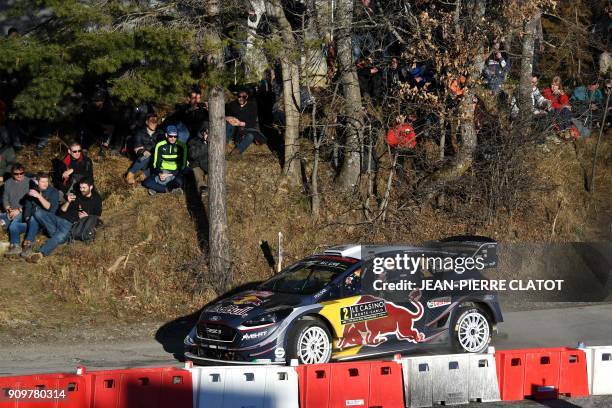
[387,114,416,149]
[387,115,418,182]
[542,76,574,133]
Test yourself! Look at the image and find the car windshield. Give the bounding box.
[259,258,355,295]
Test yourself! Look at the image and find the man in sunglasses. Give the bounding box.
[57,142,94,193]
[142,125,187,195]
[25,177,102,263]
[1,163,30,254]
[225,90,261,155]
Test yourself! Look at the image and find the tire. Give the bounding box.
[287,319,332,364]
[450,305,492,353]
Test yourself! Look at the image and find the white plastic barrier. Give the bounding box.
[401,352,500,407]
[585,345,612,395]
[189,365,299,408]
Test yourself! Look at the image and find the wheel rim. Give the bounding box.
[297,326,331,364]
[457,311,490,353]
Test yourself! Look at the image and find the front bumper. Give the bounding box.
[184,352,285,366]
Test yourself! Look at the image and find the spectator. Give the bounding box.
[408,64,433,91]
[126,113,162,185]
[542,76,574,132]
[0,125,16,183]
[188,122,209,196]
[26,178,102,262]
[571,78,604,127]
[383,57,409,94]
[0,163,30,254]
[78,90,117,151]
[386,115,418,181]
[178,87,209,139]
[357,57,383,100]
[531,75,551,117]
[57,142,94,193]
[387,115,417,149]
[5,173,59,258]
[226,90,261,155]
[142,125,187,195]
[483,51,509,94]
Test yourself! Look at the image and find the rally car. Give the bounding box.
[184,236,503,365]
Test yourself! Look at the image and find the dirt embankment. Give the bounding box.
[0,132,610,343]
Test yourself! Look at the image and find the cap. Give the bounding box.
[166,125,178,136]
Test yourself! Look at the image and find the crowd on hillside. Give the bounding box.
[1,3,611,261]
[0,85,264,263]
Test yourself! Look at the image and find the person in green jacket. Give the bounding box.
[142,125,187,195]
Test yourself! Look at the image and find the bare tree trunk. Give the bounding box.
[206,0,232,292]
[518,11,540,125]
[335,0,363,190]
[417,0,486,195]
[280,60,302,186]
[267,0,301,187]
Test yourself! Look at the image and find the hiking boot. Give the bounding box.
[4,244,22,258]
[21,246,34,259]
[136,173,147,182]
[148,188,157,196]
[126,172,136,185]
[26,252,44,263]
[172,187,183,195]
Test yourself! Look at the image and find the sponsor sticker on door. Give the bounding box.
[340,300,387,324]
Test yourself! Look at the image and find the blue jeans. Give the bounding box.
[34,210,73,256]
[226,124,256,153]
[25,215,41,242]
[5,212,26,245]
[128,155,151,175]
[142,172,184,193]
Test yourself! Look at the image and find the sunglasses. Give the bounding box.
[238,95,248,99]
[13,172,24,176]
[167,135,177,138]
[71,149,82,153]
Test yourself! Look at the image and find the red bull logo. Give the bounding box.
[233,294,264,306]
[337,295,425,349]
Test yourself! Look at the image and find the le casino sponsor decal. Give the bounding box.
[340,300,387,325]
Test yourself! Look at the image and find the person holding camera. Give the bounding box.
[26,178,101,262]
[4,173,59,258]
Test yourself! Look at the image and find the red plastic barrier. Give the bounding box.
[0,372,87,408]
[495,347,589,401]
[296,361,404,408]
[85,367,192,408]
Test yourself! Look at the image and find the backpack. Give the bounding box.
[70,215,98,243]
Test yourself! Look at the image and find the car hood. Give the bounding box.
[199,290,306,325]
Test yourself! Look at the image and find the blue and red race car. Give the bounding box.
[184,236,502,365]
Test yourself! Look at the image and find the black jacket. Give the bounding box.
[188,136,208,173]
[132,127,163,156]
[58,154,94,191]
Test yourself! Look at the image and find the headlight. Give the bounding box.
[184,326,196,346]
[243,309,292,327]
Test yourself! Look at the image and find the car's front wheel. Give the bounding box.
[287,319,332,364]
[451,305,492,353]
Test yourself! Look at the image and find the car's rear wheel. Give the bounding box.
[287,319,332,364]
[451,305,491,353]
